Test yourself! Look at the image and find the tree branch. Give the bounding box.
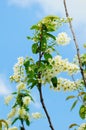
[20,120,25,130]
[63,0,86,87]
[37,28,55,130]
[38,86,55,130]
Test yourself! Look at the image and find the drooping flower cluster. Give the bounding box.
[6,91,31,120]
[56,32,71,45]
[5,55,42,128]
[5,88,42,127]
[50,78,83,91]
[42,55,79,83]
[78,123,86,130]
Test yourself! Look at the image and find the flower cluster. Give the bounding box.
[56,32,71,45]
[10,57,25,82]
[51,78,82,91]
[32,112,42,119]
[78,123,86,130]
[18,107,28,119]
[5,80,42,128]
[42,55,79,83]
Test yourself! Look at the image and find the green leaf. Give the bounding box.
[29,82,37,89]
[66,95,75,100]
[27,36,31,40]
[78,92,86,96]
[12,92,17,95]
[70,100,78,111]
[12,103,18,108]
[32,43,39,54]
[79,105,86,119]
[83,94,86,102]
[46,33,56,40]
[11,117,19,125]
[44,53,52,60]
[25,119,30,126]
[24,58,30,73]
[30,25,39,30]
[69,123,79,129]
[51,77,57,88]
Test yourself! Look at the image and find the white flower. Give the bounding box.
[78,123,86,130]
[43,55,79,84]
[18,107,26,118]
[8,108,16,119]
[56,32,71,45]
[51,77,82,91]
[5,119,11,126]
[8,127,18,130]
[4,95,13,105]
[18,57,24,66]
[23,96,31,106]
[16,82,26,91]
[11,57,25,82]
[32,112,42,119]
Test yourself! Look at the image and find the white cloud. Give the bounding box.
[7,0,86,23]
[0,76,11,95]
[8,0,36,7]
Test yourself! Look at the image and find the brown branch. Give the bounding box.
[20,120,25,130]
[37,28,55,130]
[63,0,86,87]
[38,86,55,130]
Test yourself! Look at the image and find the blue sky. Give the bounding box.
[0,0,86,130]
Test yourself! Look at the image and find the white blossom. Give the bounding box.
[51,78,82,91]
[10,57,25,82]
[56,32,71,45]
[16,82,26,91]
[78,123,86,130]
[23,96,31,106]
[18,107,26,118]
[43,55,79,83]
[17,57,24,66]
[8,108,16,119]
[4,95,13,105]
[32,112,42,119]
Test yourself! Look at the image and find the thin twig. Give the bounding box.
[20,120,25,130]
[63,0,86,87]
[71,75,83,103]
[38,86,55,130]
